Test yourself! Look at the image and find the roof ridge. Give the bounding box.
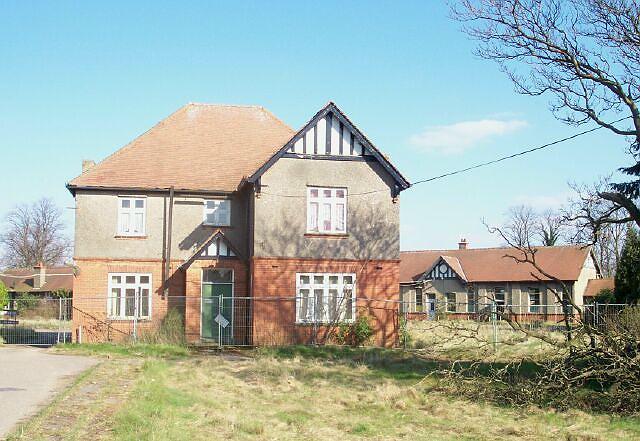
[186,102,265,108]
[401,244,588,253]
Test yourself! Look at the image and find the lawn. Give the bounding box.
[7,344,640,441]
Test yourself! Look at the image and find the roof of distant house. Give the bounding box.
[584,278,615,297]
[400,245,593,283]
[0,266,75,293]
[67,103,296,193]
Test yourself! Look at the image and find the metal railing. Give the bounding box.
[1,295,636,350]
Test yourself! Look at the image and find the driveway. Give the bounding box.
[0,346,98,439]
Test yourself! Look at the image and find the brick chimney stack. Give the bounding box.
[33,263,46,289]
[82,160,96,174]
[458,238,468,250]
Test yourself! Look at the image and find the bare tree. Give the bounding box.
[0,198,71,268]
[565,180,629,276]
[538,209,565,246]
[502,205,538,247]
[453,0,640,228]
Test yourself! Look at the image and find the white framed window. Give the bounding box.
[203,199,231,226]
[528,288,541,313]
[445,292,456,313]
[296,273,355,323]
[117,197,146,236]
[467,289,476,313]
[307,187,347,234]
[107,273,152,319]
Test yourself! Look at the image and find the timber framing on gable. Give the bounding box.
[246,102,411,194]
[180,229,244,270]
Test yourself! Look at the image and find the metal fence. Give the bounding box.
[0,295,636,349]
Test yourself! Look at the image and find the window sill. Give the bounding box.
[114,235,148,240]
[304,233,349,239]
[107,317,152,322]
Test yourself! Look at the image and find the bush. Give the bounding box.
[595,288,616,304]
[15,292,39,312]
[333,314,373,347]
[0,282,8,310]
[139,308,186,345]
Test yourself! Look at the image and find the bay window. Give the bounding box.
[296,273,355,323]
[307,187,347,234]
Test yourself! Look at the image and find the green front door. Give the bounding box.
[201,269,233,344]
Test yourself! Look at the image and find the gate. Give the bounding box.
[0,296,72,346]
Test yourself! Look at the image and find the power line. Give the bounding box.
[259,116,631,199]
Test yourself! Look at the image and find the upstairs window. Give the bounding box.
[307,187,347,234]
[118,197,146,236]
[204,199,231,226]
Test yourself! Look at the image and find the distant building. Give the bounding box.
[400,240,603,317]
[0,264,75,297]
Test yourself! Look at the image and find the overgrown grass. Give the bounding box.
[27,344,640,440]
[56,342,191,358]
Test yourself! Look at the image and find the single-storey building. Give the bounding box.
[0,264,74,298]
[399,240,603,318]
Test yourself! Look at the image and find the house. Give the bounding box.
[67,102,409,346]
[399,240,602,318]
[0,264,74,298]
[583,278,615,302]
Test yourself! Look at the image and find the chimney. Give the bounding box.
[458,238,468,250]
[33,263,46,289]
[82,160,96,174]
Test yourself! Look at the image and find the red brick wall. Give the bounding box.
[72,258,184,342]
[184,259,248,344]
[251,257,400,347]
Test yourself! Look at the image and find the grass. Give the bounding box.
[56,342,191,358]
[11,343,640,441]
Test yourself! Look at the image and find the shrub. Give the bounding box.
[595,288,616,304]
[0,281,8,310]
[139,308,186,345]
[333,314,373,347]
[15,292,39,312]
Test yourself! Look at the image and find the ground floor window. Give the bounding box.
[467,290,476,313]
[107,273,152,319]
[528,288,541,313]
[296,273,356,323]
[415,289,424,312]
[493,287,506,311]
[445,292,456,313]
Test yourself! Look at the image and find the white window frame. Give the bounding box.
[528,288,541,313]
[296,273,356,324]
[467,291,476,313]
[203,199,231,226]
[306,187,347,234]
[445,292,457,313]
[107,273,152,320]
[117,197,146,236]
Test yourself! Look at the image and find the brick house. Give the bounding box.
[67,102,409,346]
[399,240,603,319]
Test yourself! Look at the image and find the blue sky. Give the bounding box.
[0,1,631,250]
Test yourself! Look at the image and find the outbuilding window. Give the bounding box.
[529,288,541,313]
[307,187,347,234]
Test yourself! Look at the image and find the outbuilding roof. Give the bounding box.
[0,266,75,293]
[584,278,615,297]
[400,245,592,284]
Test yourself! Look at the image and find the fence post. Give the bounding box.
[595,302,599,328]
[491,302,498,351]
[218,294,223,348]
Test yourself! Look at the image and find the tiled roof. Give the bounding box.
[584,278,615,297]
[0,266,75,293]
[400,245,592,283]
[68,104,295,193]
